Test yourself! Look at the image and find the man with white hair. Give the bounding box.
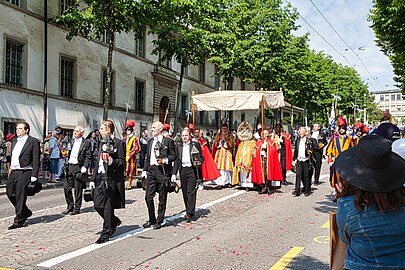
[141,121,176,230]
[62,126,91,215]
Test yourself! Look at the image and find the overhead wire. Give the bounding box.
[308,0,384,91]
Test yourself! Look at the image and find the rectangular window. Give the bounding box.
[60,57,74,98]
[379,95,384,102]
[385,95,389,101]
[102,69,114,106]
[5,39,24,87]
[6,0,21,6]
[397,94,401,100]
[60,0,74,14]
[198,62,205,83]
[214,65,220,89]
[241,79,246,90]
[135,80,145,112]
[182,65,188,76]
[199,111,205,125]
[180,95,188,120]
[3,121,19,137]
[135,30,145,58]
[391,94,396,101]
[102,30,113,44]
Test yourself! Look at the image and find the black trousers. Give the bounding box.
[180,166,197,217]
[93,174,120,236]
[64,164,85,212]
[295,160,310,194]
[145,165,168,224]
[308,151,322,183]
[6,170,32,225]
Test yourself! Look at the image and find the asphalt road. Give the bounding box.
[0,163,336,270]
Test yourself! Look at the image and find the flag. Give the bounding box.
[330,101,336,130]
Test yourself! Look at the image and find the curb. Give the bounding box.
[0,182,64,196]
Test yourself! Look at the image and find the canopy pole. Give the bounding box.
[261,96,264,139]
[192,102,195,127]
[261,94,265,186]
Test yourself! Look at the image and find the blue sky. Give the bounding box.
[286,0,396,92]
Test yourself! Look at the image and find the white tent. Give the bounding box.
[192,90,285,111]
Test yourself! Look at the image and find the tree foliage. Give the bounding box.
[369,0,405,95]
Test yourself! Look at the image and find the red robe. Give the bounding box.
[251,140,264,185]
[282,133,293,171]
[197,138,221,181]
[265,137,283,181]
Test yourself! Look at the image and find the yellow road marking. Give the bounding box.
[314,236,330,244]
[269,246,304,270]
[321,220,330,228]
[0,268,15,270]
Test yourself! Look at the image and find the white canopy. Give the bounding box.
[192,90,285,111]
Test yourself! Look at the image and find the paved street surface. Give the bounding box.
[0,164,335,270]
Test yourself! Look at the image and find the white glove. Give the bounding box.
[223,141,228,149]
[89,181,96,189]
[292,161,296,166]
[141,171,147,179]
[30,177,37,182]
[171,175,177,182]
[81,166,87,173]
[163,158,169,164]
[108,156,113,165]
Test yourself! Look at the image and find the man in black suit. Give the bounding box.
[141,121,176,230]
[292,127,319,197]
[89,120,125,244]
[172,129,204,223]
[62,126,92,215]
[6,121,40,229]
[308,123,327,185]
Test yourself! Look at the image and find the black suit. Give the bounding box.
[173,140,204,218]
[64,138,92,212]
[143,136,176,225]
[293,137,318,195]
[91,136,126,238]
[7,135,40,225]
[308,131,327,184]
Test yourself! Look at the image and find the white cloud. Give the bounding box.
[286,0,397,91]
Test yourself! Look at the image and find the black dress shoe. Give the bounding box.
[8,223,24,230]
[153,223,162,230]
[304,193,310,197]
[292,191,301,197]
[142,221,156,228]
[110,219,122,237]
[71,211,80,215]
[95,235,109,244]
[62,209,73,215]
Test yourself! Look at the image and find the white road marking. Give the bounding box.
[37,190,247,268]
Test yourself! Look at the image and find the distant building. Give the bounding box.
[372,89,404,127]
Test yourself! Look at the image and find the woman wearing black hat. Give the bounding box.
[335,134,405,269]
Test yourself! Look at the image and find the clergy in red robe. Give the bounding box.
[193,128,221,181]
[275,124,293,183]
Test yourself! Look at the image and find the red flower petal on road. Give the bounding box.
[242,251,249,256]
[16,249,21,252]
[239,245,244,248]
[196,236,201,240]
[216,249,222,252]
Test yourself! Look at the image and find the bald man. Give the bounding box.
[141,122,176,230]
[62,126,92,215]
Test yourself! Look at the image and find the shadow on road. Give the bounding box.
[26,213,64,225]
[287,254,329,270]
[313,196,337,214]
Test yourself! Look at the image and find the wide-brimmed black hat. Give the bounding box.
[168,182,180,193]
[26,181,42,196]
[75,172,89,183]
[334,134,405,192]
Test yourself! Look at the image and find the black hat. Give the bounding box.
[334,134,405,192]
[372,123,400,141]
[168,181,180,193]
[26,181,42,196]
[83,189,93,202]
[75,172,89,183]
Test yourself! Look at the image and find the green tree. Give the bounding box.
[53,0,154,120]
[369,0,405,94]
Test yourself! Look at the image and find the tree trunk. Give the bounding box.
[173,59,186,132]
[103,29,114,121]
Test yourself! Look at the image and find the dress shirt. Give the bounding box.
[181,142,192,167]
[297,137,309,162]
[10,135,33,170]
[311,131,319,141]
[68,137,82,164]
[150,135,163,166]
